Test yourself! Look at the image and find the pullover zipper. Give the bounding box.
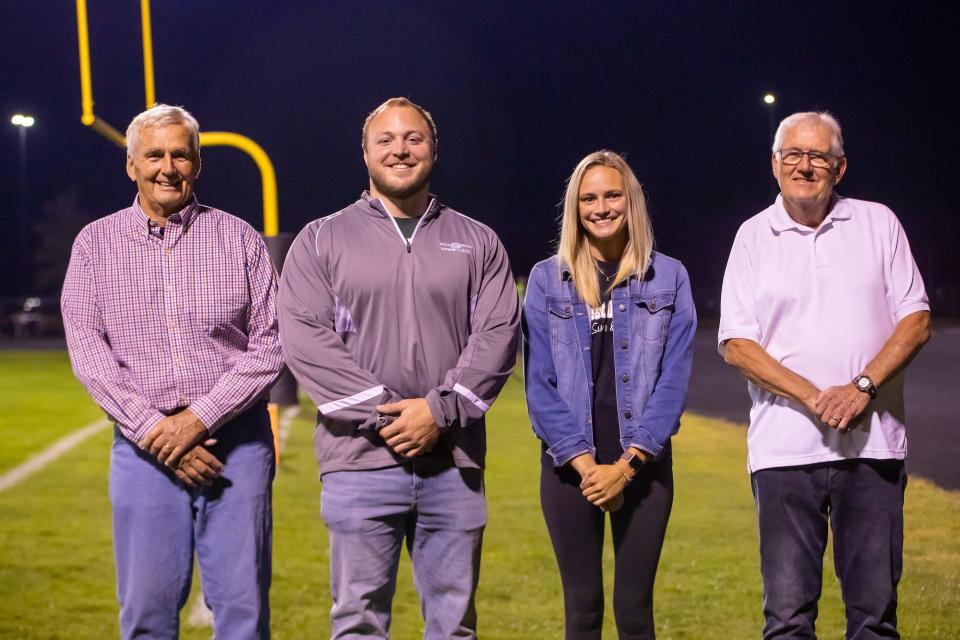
[385,198,433,253]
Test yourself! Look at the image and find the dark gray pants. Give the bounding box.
[752,459,906,640]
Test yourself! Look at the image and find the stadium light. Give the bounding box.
[11,114,36,127]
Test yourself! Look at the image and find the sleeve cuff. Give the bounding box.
[425,389,452,429]
[717,329,761,357]
[130,411,167,445]
[625,427,664,459]
[187,398,221,434]
[893,303,930,323]
[546,434,593,467]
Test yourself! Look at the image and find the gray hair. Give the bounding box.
[772,111,845,156]
[125,104,201,158]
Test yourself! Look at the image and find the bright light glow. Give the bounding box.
[763,93,776,105]
[11,114,35,127]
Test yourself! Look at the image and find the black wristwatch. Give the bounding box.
[619,451,645,474]
[852,374,877,399]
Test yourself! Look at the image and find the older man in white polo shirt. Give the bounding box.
[719,111,930,639]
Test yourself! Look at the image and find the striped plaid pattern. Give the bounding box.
[62,196,284,443]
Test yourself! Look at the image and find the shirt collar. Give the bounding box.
[766,194,851,233]
[359,190,440,221]
[129,194,200,236]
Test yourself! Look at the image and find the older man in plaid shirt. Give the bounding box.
[61,104,283,639]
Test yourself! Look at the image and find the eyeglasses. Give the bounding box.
[777,148,841,169]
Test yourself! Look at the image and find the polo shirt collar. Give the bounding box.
[766,194,851,233]
[129,194,199,235]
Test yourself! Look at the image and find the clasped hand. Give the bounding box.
[580,464,628,512]
[377,398,441,458]
[140,409,222,488]
[814,383,870,433]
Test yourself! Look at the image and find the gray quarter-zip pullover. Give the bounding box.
[279,192,520,474]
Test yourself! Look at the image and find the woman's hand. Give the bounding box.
[601,492,624,513]
[580,464,629,509]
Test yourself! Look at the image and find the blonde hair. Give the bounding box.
[558,150,654,308]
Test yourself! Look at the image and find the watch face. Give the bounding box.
[857,378,870,390]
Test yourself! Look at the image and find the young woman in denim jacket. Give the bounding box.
[523,151,696,639]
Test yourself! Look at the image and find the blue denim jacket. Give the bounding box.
[522,252,696,467]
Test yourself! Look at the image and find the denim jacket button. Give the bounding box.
[623,410,632,419]
[622,373,630,383]
[618,303,626,312]
[620,340,628,349]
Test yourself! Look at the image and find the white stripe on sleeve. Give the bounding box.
[319,385,384,415]
[453,383,490,413]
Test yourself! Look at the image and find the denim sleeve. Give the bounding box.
[522,262,591,467]
[629,264,697,457]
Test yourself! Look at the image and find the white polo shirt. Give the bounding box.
[719,196,929,472]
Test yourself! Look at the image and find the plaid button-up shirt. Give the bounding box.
[62,196,284,443]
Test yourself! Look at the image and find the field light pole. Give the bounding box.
[11,114,35,292]
[763,93,777,199]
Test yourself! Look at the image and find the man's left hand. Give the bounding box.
[377,398,441,458]
[815,384,870,433]
[140,409,208,467]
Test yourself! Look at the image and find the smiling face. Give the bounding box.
[126,124,200,219]
[773,119,847,220]
[578,165,629,260]
[363,105,435,203]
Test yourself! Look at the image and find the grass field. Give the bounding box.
[1,352,958,638]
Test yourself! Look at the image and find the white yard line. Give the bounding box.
[0,419,110,493]
[187,594,215,628]
[277,404,299,454]
[187,403,301,629]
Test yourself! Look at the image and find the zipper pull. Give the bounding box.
[406,239,412,253]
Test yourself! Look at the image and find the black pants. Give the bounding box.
[752,459,906,640]
[540,448,673,640]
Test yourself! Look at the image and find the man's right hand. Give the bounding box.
[173,443,223,488]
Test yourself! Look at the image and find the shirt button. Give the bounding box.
[618,303,626,312]
[623,410,632,419]
[622,374,630,383]
[164,248,172,255]
[620,340,628,349]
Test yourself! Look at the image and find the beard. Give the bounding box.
[368,165,432,200]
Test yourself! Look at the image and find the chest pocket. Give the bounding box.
[547,297,575,345]
[633,291,676,342]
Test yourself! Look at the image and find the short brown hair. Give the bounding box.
[361,97,438,149]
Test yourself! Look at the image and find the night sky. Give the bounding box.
[2,1,958,315]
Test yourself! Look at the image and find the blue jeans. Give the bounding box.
[752,459,906,640]
[320,463,486,639]
[109,407,275,640]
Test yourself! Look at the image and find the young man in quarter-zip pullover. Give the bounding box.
[278,97,520,639]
